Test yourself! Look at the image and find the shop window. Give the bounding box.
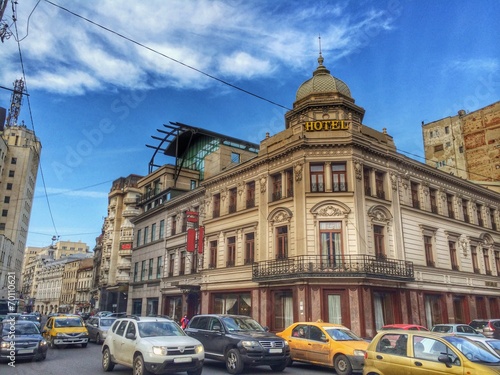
[132,299,142,315]
[273,290,293,330]
[146,298,158,316]
[373,292,396,331]
[452,296,466,323]
[327,294,342,324]
[424,294,445,327]
[213,293,251,316]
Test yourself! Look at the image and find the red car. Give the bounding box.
[379,323,429,331]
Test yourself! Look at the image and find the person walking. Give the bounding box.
[180,314,189,329]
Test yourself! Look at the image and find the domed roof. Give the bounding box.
[296,54,351,100]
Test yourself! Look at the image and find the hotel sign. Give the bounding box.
[304,120,350,131]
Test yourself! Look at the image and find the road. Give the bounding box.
[3,340,335,375]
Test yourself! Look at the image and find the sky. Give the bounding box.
[1,0,499,249]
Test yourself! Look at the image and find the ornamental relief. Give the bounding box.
[270,209,292,224]
[311,200,351,218]
[260,176,267,193]
[294,162,303,182]
[354,160,362,181]
[318,205,344,217]
[390,173,398,191]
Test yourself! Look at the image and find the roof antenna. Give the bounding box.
[318,34,322,56]
[317,34,324,66]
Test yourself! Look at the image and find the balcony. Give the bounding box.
[252,254,414,282]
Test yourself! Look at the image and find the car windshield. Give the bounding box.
[221,317,265,332]
[138,321,185,338]
[2,322,40,335]
[444,336,500,364]
[325,328,363,341]
[100,318,116,327]
[54,318,84,328]
[432,326,451,333]
[18,315,37,321]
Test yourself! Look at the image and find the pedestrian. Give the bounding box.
[180,314,189,329]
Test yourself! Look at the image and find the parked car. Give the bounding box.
[42,314,89,348]
[0,320,48,362]
[96,311,112,317]
[363,329,500,375]
[431,323,485,337]
[101,315,204,375]
[277,321,368,375]
[469,319,500,338]
[379,324,429,332]
[464,335,500,358]
[79,312,91,320]
[106,312,127,318]
[86,316,117,344]
[185,314,289,374]
[16,314,41,329]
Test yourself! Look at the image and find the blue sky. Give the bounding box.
[1,0,499,249]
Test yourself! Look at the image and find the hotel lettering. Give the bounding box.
[304,120,350,131]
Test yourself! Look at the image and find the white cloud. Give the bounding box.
[44,187,108,199]
[444,58,499,73]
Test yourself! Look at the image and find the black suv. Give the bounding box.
[185,314,289,374]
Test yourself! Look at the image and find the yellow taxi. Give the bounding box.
[277,321,369,375]
[363,329,500,375]
[41,314,89,348]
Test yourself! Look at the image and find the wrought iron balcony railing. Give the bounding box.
[252,254,414,282]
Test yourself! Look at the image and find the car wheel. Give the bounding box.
[133,354,153,375]
[334,354,353,375]
[35,352,47,361]
[96,334,101,344]
[49,337,57,349]
[270,362,287,372]
[226,348,244,375]
[102,347,115,371]
[187,368,203,375]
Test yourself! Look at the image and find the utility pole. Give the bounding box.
[0,0,11,43]
[5,78,24,127]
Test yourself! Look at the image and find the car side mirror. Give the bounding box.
[437,354,453,368]
[263,326,270,332]
[125,332,136,340]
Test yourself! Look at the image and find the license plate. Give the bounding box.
[174,357,192,363]
[18,349,34,354]
[269,348,282,353]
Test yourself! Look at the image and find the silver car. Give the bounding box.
[86,317,116,344]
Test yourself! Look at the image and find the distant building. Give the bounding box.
[422,101,500,192]
[0,124,41,299]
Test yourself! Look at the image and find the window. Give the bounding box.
[148,258,153,280]
[171,215,177,235]
[168,253,175,277]
[375,171,385,199]
[213,292,251,316]
[320,222,342,267]
[471,246,479,273]
[246,181,255,209]
[491,209,497,231]
[181,211,188,232]
[285,169,293,198]
[331,163,347,192]
[141,260,146,281]
[445,126,450,134]
[1,210,6,217]
[495,251,500,275]
[231,152,240,163]
[363,168,371,196]
[157,256,163,278]
[213,193,220,218]
[8,170,14,177]
[449,241,459,270]
[227,237,236,267]
[3,197,9,204]
[150,223,156,242]
[190,180,196,190]
[11,157,17,164]
[132,299,142,315]
[209,241,218,268]
[6,183,12,190]
[434,144,444,152]
[180,252,186,275]
[459,145,464,153]
[244,233,255,265]
[143,226,149,245]
[446,194,455,219]
[273,290,293,330]
[411,182,420,209]
[134,262,139,282]
[462,199,470,223]
[272,173,282,201]
[159,219,165,238]
[374,225,385,259]
[373,292,396,329]
[476,204,484,227]
[429,188,438,214]
[424,235,434,267]
[310,164,324,192]
[229,187,237,213]
[276,226,288,260]
[483,249,491,275]
[136,230,142,247]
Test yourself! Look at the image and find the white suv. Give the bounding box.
[102,316,204,375]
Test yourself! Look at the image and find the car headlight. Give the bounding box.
[152,346,168,355]
[283,340,289,347]
[195,344,203,354]
[39,340,48,346]
[56,332,65,337]
[0,341,11,349]
[353,349,366,356]
[241,340,261,349]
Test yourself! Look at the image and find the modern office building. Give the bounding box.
[422,100,500,192]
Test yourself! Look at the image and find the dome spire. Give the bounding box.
[318,34,324,66]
